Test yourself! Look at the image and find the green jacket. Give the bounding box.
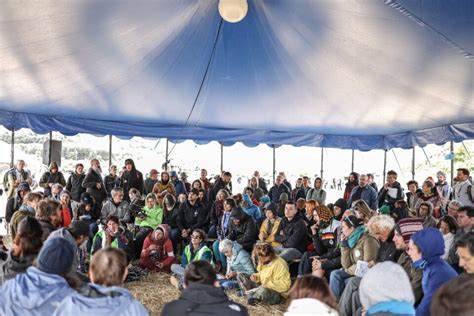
[341,230,379,275]
[135,205,163,229]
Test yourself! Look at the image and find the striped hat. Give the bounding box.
[394,218,424,245]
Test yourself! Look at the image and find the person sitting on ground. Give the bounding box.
[5,181,30,226]
[430,274,474,316]
[409,228,458,316]
[237,242,291,306]
[100,187,131,225]
[9,192,42,239]
[329,215,379,300]
[338,215,401,316]
[0,216,43,284]
[54,248,148,316]
[139,224,176,273]
[36,199,63,242]
[48,220,90,276]
[258,202,282,248]
[455,232,474,274]
[152,171,176,207]
[218,239,255,290]
[417,201,438,229]
[162,193,180,253]
[170,229,213,282]
[274,201,308,262]
[59,190,73,228]
[134,193,163,258]
[359,262,416,316]
[298,205,340,277]
[242,193,262,223]
[438,215,458,260]
[0,237,77,315]
[284,275,338,316]
[91,215,131,260]
[162,260,248,316]
[177,188,207,240]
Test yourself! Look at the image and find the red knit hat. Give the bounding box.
[395,218,424,245]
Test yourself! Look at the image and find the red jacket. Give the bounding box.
[139,224,176,272]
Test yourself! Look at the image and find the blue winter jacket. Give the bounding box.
[227,242,255,275]
[243,194,262,221]
[0,266,75,316]
[348,185,378,210]
[53,283,148,316]
[411,228,458,316]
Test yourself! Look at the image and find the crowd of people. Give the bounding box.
[0,158,473,316]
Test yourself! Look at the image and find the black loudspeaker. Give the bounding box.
[43,140,62,166]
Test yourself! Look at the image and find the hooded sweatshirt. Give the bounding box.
[242,194,262,221]
[39,162,66,197]
[139,225,176,272]
[411,228,458,316]
[120,159,144,199]
[161,283,247,316]
[0,266,75,316]
[53,283,148,316]
[226,242,255,276]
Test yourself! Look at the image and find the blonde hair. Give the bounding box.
[367,215,395,236]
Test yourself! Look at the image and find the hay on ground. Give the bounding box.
[125,272,286,316]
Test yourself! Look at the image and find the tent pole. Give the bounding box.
[392,149,404,178]
[10,129,15,168]
[165,139,169,171]
[411,147,415,180]
[351,149,355,172]
[48,131,53,165]
[383,150,387,184]
[272,145,276,184]
[450,141,454,185]
[220,142,224,173]
[108,135,112,169]
[320,147,324,179]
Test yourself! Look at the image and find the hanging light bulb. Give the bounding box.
[218,0,248,23]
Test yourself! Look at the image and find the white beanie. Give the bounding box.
[359,261,414,310]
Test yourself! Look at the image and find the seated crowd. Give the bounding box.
[1,159,474,316]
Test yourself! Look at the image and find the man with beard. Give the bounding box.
[120,159,144,201]
[177,188,207,240]
[66,163,86,203]
[82,159,107,205]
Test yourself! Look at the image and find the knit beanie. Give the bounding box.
[68,220,90,237]
[359,261,415,311]
[394,218,423,245]
[334,198,348,212]
[37,237,75,275]
[378,205,390,215]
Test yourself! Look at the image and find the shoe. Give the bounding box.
[247,297,257,306]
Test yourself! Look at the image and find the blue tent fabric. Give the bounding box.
[0,0,473,150]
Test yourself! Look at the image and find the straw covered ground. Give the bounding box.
[125,272,286,316]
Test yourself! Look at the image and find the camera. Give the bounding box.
[149,250,159,261]
[129,203,146,218]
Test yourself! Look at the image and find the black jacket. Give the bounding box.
[275,212,308,253]
[66,172,86,202]
[161,283,248,316]
[82,168,107,204]
[208,178,230,203]
[120,165,144,200]
[378,181,404,209]
[268,184,290,204]
[177,201,207,232]
[163,204,180,229]
[227,207,257,252]
[377,230,401,263]
[104,174,119,196]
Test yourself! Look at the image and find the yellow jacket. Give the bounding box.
[258,217,282,248]
[253,256,291,294]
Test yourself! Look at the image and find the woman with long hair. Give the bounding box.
[152,171,176,207]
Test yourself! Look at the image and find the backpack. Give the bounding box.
[2,168,15,192]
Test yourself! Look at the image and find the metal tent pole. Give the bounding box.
[220,142,224,173]
[165,139,169,171]
[450,141,454,185]
[272,145,276,184]
[10,129,15,168]
[351,149,355,172]
[48,131,53,165]
[383,150,387,184]
[320,147,324,179]
[411,147,415,180]
[108,135,113,169]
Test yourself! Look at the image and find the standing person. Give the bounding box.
[143,169,159,195]
[284,275,338,316]
[343,172,359,202]
[347,174,378,211]
[0,237,76,315]
[139,224,176,272]
[55,248,148,316]
[103,165,119,197]
[36,199,62,242]
[66,163,86,203]
[409,228,458,316]
[4,159,32,199]
[0,216,43,284]
[209,171,232,203]
[452,168,474,207]
[163,261,248,316]
[200,169,212,193]
[268,175,290,204]
[170,171,187,197]
[82,159,107,206]
[39,161,66,197]
[378,170,404,210]
[435,171,452,213]
[306,177,327,205]
[5,182,30,225]
[152,171,176,207]
[120,159,144,201]
[253,170,268,194]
